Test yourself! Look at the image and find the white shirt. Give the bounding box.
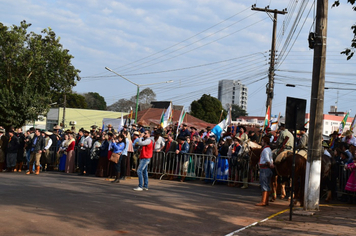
[324,149,332,157]
[259,146,273,165]
[44,138,52,150]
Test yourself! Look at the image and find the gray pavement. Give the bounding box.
[0,171,354,236]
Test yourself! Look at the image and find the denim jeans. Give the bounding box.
[260,168,273,191]
[137,158,151,188]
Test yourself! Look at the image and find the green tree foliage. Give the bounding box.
[231,104,248,120]
[190,94,227,124]
[50,92,87,109]
[84,92,106,110]
[0,21,80,128]
[332,1,356,59]
[107,87,156,112]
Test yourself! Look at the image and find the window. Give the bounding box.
[325,121,329,125]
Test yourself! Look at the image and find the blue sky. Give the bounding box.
[1,0,355,118]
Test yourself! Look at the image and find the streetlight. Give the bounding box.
[105,67,173,124]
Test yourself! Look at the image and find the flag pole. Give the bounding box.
[218,110,224,123]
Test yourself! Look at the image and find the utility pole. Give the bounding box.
[304,0,328,211]
[62,93,66,129]
[252,5,287,115]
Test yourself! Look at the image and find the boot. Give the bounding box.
[35,166,40,175]
[14,163,19,172]
[111,172,120,183]
[18,162,23,172]
[256,191,268,206]
[241,178,248,189]
[26,165,33,175]
[325,190,332,202]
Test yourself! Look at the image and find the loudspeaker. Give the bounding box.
[285,97,306,130]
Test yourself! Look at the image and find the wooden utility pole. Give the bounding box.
[304,0,328,211]
[62,93,66,129]
[252,5,287,115]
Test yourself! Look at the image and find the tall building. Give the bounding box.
[218,80,248,110]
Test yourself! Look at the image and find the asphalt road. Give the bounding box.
[0,172,290,236]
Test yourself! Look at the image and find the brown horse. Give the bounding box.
[243,141,331,207]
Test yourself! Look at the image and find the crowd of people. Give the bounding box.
[0,121,355,200]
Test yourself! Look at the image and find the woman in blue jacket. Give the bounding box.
[111,134,126,183]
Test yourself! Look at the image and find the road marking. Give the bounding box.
[225,204,352,236]
[225,208,289,236]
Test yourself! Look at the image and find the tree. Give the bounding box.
[231,104,248,120]
[107,87,156,112]
[190,94,227,124]
[84,92,106,110]
[130,87,156,105]
[332,1,356,59]
[107,98,135,112]
[50,92,87,109]
[0,21,80,129]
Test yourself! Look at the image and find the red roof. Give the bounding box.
[125,108,215,130]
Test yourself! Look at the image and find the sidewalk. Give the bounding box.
[229,204,356,236]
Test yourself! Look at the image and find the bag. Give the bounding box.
[109,152,120,163]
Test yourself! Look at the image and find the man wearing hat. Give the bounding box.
[27,129,45,175]
[41,131,53,171]
[329,131,340,150]
[14,128,26,172]
[0,128,8,171]
[266,127,274,144]
[178,124,190,138]
[297,127,308,151]
[130,124,137,137]
[120,125,131,140]
[342,130,356,146]
[78,130,93,175]
[189,126,199,140]
[90,125,98,135]
[6,130,19,172]
[236,126,248,143]
[105,124,115,134]
[275,122,294,153]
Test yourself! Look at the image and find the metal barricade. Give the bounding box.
[337,164,356,197]
[147,151,166,179]
[212,155,260,186]
[164,152,216,181]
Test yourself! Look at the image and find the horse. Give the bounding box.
[241,141,332,207]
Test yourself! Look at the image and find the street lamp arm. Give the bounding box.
[105,67,139,86]
[139,80,173,87]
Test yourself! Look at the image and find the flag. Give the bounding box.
[270,118,278,131]
[160,109,165,128]
[263,106,271,133]
[338,111,350,135]
[350,115,356,133]
[176,108,186,138]
[270,112,281,131]
[162,102,173,128]
[102,121,105,132]
[118,113,124,132]
[128,107,133,125]
[211,107,231,142]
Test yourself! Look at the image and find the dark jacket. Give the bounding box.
[7,136,19,153]
[0,135,8,153]
[15,132,26,149]
[165,140,178,153]
[30,135,45,153]
[99,140,109,157]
